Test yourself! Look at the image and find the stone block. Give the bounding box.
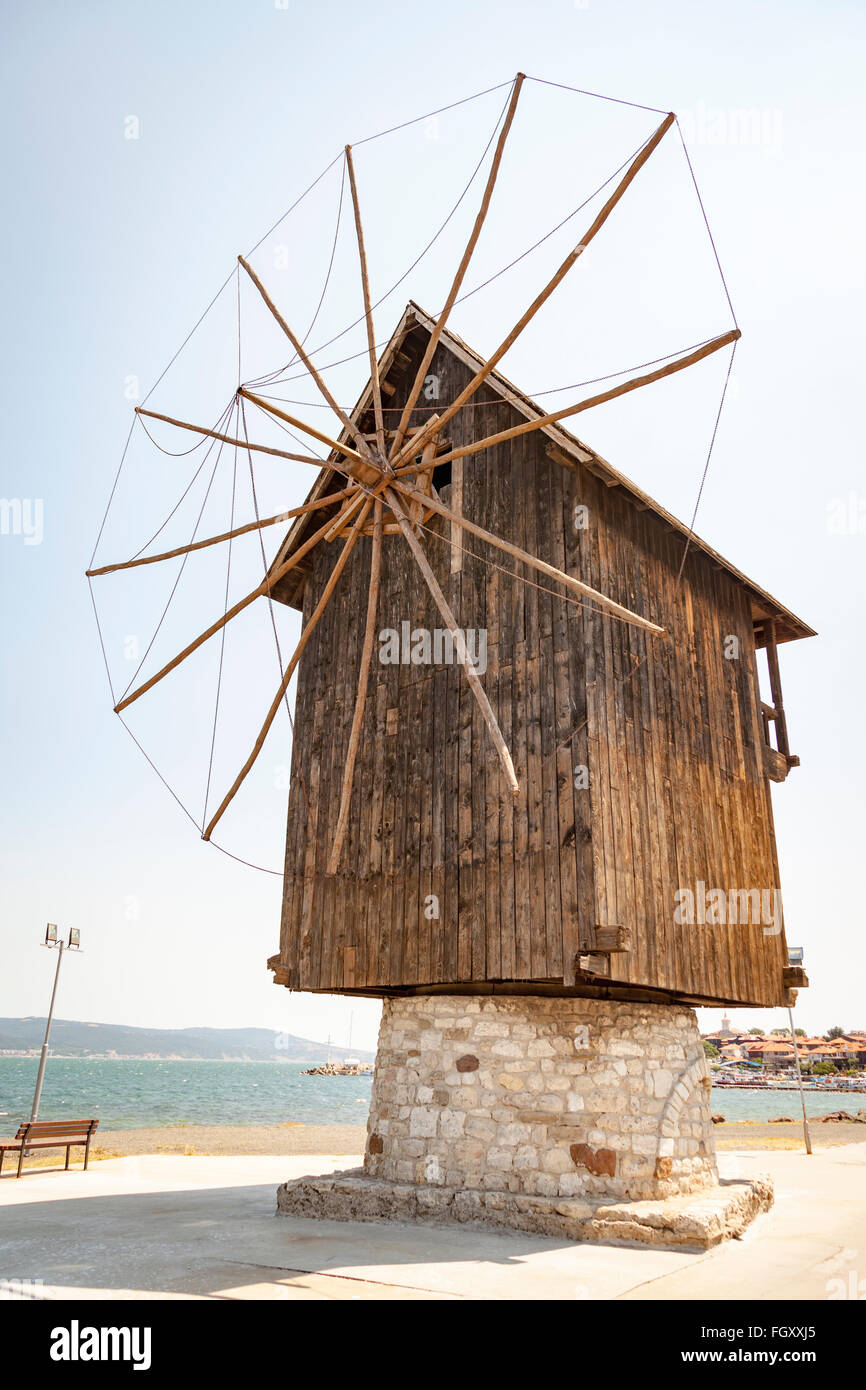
[440,1109,466,1139]
[542,1148,575,1175]
[455,1054,479,1073]
[497,1073,525,1091]
[409,1108,439,1139]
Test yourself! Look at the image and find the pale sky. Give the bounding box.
[1,0,863,1053]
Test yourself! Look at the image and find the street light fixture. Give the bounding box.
[30,926,83,1123]
[785,947,811,1157]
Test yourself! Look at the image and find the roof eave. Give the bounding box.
[264,302,816,643]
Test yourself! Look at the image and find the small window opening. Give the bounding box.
[431,458,452,492]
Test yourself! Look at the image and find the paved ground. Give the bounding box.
[1,1143,864,1301]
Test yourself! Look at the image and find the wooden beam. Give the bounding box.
[323,487,368,541]
[389,73,525,460]
[577,953,612,979]
[764,745,798,784]
[86,487,356,577]
[114,508,341,714]
[592,925,632,954]
[203,497,374,840]
[134,407,323,468]
[239,389,370,475]
[401,329,740,475]
[412,434,439,527]
[393,110,676,467]
[392,479,664,635]
[327,498,383,874]
[782,966,809,989]
[401,415,441,528]
[237,255,375,462]
[383,486,519,796]
[345,146,386,460]
[763,619,791,758]
[450,457,464,574]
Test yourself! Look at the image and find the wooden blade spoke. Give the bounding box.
[203,497,374,840]
[323,485,375,541]
[345,146,386,460]
[86,487,357,577]
[135,406,324,467]
[239,388,369,475]
[409,430,440,527]
[393,111,676,468]
[326,497,384,874]
[383,486,519,797]
[238,255,375,462]
[391,479,664,635]
[114,507,343,714]
[403,329,739,482]
[389,73,525,461]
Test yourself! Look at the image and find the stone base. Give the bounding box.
[363,996,719,1201]
[276,1168,774,1251]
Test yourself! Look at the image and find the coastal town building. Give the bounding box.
[703,1029,866,1074]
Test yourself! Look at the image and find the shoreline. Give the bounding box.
[72,1119,865,1159]
[91,1123,369,1158]
[5,1120,862,1173]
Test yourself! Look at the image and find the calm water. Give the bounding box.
[0,1058,372,1130]
[0,1057,860,1130]
[708,1085,864,1123]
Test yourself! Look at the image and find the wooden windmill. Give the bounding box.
[90,75,813,1013]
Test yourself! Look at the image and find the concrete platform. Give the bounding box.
[0,1143,864,1300]
[276,1168,773,1250]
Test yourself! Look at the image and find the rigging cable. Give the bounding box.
[243,80,518,388]
[239,394,313,811]
[128,397,237,563]
[250,117,662,391]
[250,155,349,389]
[202,291,242,829]
[252,331,724,415]
[118,401,234,702]
[525,74,669,116]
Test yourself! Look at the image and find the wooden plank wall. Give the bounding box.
[278,333,789,1006]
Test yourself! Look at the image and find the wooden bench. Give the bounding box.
[0,1120,99,1178]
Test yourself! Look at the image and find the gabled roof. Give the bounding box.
[267,302,816,644]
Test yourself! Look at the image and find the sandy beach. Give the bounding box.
[72,1119,863,1161]
[89,1123,369,1159]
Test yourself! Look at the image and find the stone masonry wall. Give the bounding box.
[363,996,718,1201]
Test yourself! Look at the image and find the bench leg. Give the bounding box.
[84,1135,92,1171]
[17,1145,25,1178]
[0,1149,4,1177]
[65,1146,71,1170]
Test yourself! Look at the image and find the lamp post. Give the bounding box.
[786,946,811,1156]
[30,925,81,1123]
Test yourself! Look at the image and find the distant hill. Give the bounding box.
[0,1018,373,1063]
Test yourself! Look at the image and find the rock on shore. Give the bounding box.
[302,1062,373,1077]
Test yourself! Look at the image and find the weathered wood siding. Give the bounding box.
[278,336,789,1006]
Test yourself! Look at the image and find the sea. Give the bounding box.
[0,1057,861,1131]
